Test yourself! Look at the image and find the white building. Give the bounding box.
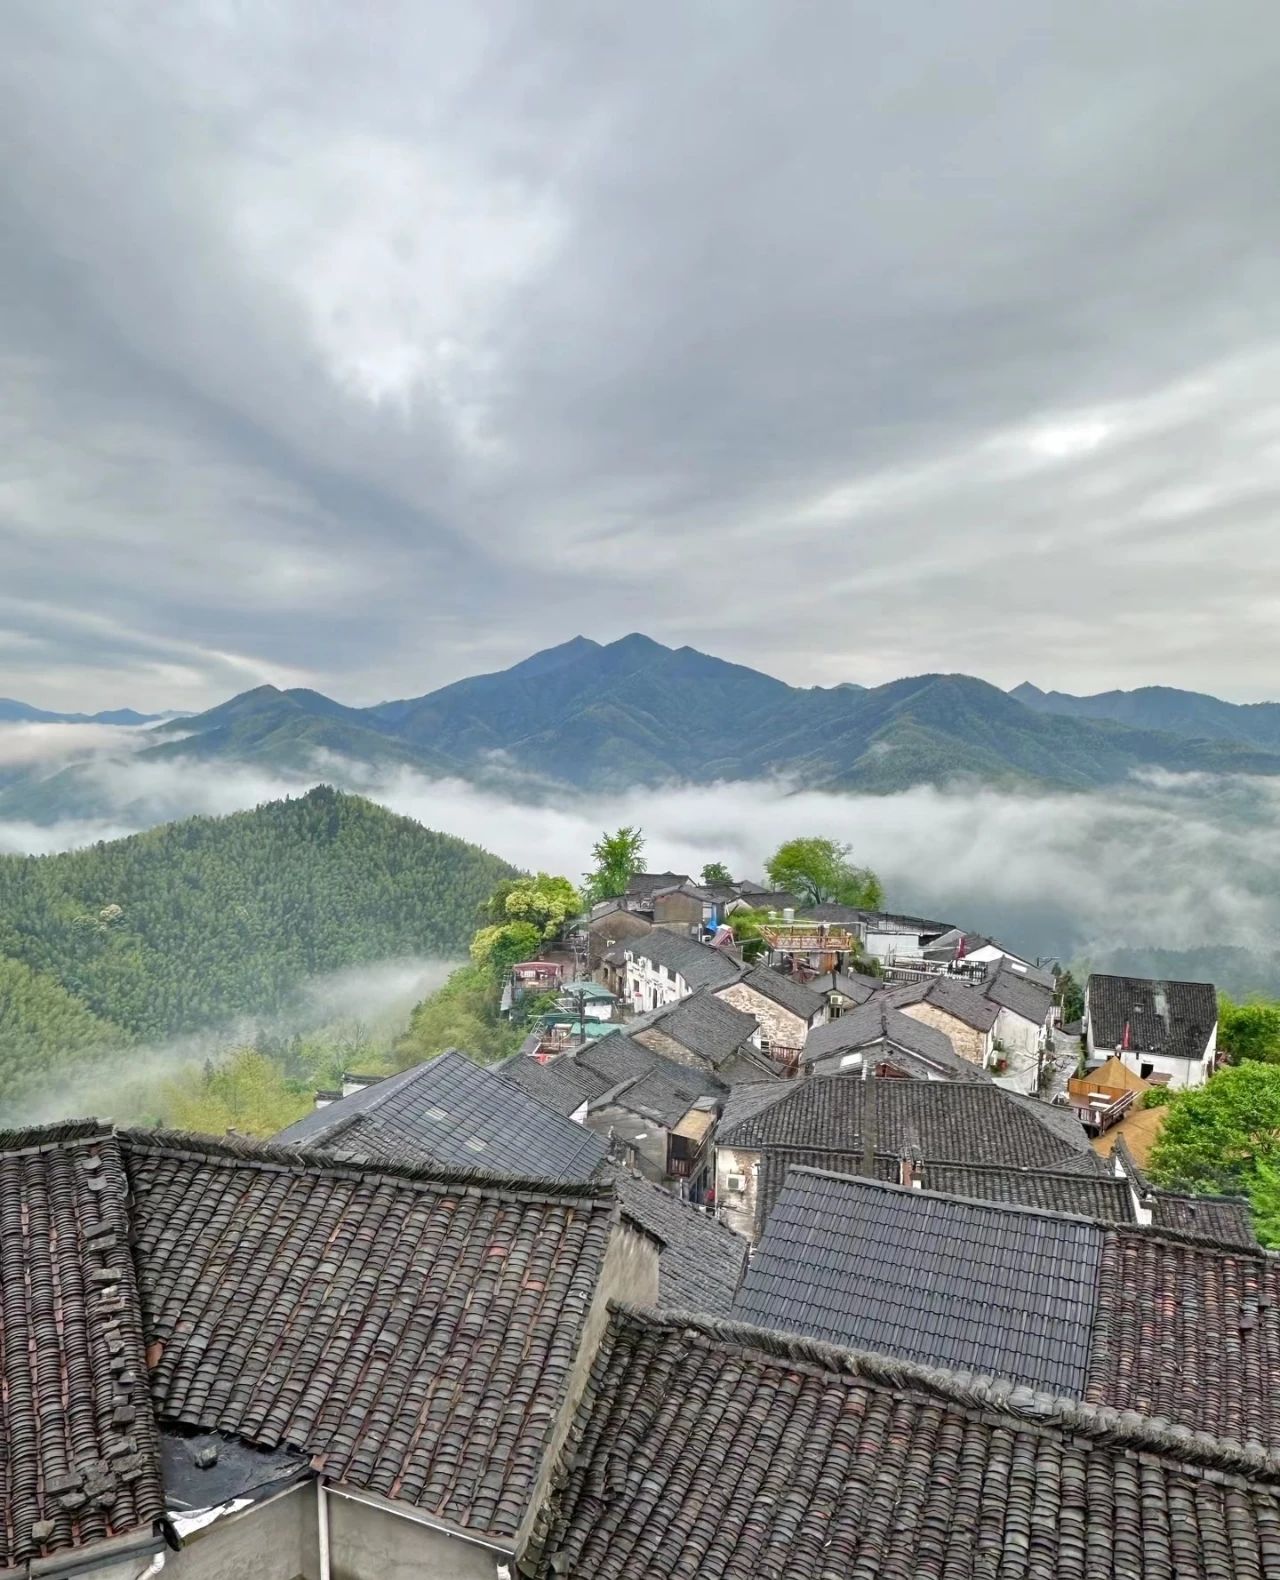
[1084,972,1217,1090]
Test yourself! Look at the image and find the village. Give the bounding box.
[4,852,1267,1580]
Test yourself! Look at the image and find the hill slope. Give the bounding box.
[1012,681,1280,750]
[0,787,514,1104]
[7,638,1280,812]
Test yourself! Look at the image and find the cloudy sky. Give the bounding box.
[4,2,1279,713]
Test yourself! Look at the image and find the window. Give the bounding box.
[840,1051,862,1069]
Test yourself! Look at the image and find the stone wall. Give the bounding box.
[715,984,808,1054]
[897,1003,990,1068]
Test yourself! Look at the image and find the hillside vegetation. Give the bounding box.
[8,635,1280,822]
[0,786,513,1107]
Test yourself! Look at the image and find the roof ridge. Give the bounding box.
[779,1163,1263,1254]
[0,1117,115,1155]
[606,1303,1280,1484]
[119,1127,618,1204]
[302,1048,455,1144]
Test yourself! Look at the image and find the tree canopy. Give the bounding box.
[0,786,513,1108]
[1217,995,1280,1064]
[1147,1062,1280,1245]
[764,837,883,910]
[700,861,733,885]
[584,827,645,903]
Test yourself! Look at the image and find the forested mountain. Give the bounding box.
[0,698,162,724]
[0,787,513,1107]
[6,637,1280,818]
[1012,681,1280,750]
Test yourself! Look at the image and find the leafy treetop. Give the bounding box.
[700,861,733,885]
[1217,995,1280,1064]
[1146,1061,1280,1247]
[764,837,883,910]
[585,826,645,904]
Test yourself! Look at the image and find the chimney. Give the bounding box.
[900,1155,914,1189]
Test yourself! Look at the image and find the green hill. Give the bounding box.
[0,787,514,1107]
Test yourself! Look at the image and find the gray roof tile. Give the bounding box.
[625,930,745,990]
[1086,971,1218,1060]
[801,1000,991,1080]
[274,1049,609,1181]
[732,1170,1103,1394]
[612,1174,747,1315]
[626,988,758,1066]
[525,1305,1280,1580]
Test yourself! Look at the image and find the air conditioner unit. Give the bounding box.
[725,1173,747,1194]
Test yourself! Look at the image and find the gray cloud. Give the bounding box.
[2,2,1280,708]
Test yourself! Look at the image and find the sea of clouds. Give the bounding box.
[3,721,1280,978]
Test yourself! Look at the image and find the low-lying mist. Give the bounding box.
[3,745,1280,993]
[9,955,458,1128]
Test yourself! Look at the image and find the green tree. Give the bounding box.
[1147,1062,1280,1205]
[1249,1157,1280,1247]
[1055,967,1085,1026]
[156,1047,311,1136]
[764,837,883,910]
[498,873,582,939]
[585,827,645,903]
[394,964,521,1065]
[701,862,733,886]
[469,921,542,978]
[1217,995,1280,1064]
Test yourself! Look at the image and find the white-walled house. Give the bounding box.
[1084,972,1218,1090]
[623,930,744,1012]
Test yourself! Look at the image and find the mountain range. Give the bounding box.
[4,634,1280,819]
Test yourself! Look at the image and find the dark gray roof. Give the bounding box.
[1086,972,1218,1061]
[801,1000,990,1081]
[717,1076,1092,1168]
[624,871,693,898]
[580,1036,725,1128]
[732,1170,1103,1395]
[885,974,1001,1031]
[495,1050,613,1115]
[803,968,883,1004]
[729,966,824,1022]
[525,1305,1280,1580]
[626,988,758,1066]
[809,905,955,934]
[1149,1190,1257,1246]
[916,1160,1138,1220]
[982,960,1054,1025]
[612,1174,747,1315]
[273,1049,609,1180]
[755,1147,900,1232]
[627,929,745,991]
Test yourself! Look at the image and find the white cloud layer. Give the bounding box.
[4,755,1279,969]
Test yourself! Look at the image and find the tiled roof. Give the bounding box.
[122,1129,620,1541]
[803,968,883,1004]
[915,1160,1138,1221]
[626,930,745,991]
[625,988,758,1066]
[1149,1190,1257,1247]
[624,871,693,898]
[580,1036,725,1128]
[1086,1230,1280,1443]
[495,1051,613,1116]
[612,1175,747,1316]
[524,1304,1280,1580]
[274,1050,609,1181]
[733,1170,1103,1395]
[755,1148,900,1233]
[716,1075,1093,1169]
[0,1122,166,1573]
[729,966,824,1022]
[1086,971,1218,1061]
[982,960,1055,1025]
[886,974,1001,1031]
[800,1000,991,1081]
